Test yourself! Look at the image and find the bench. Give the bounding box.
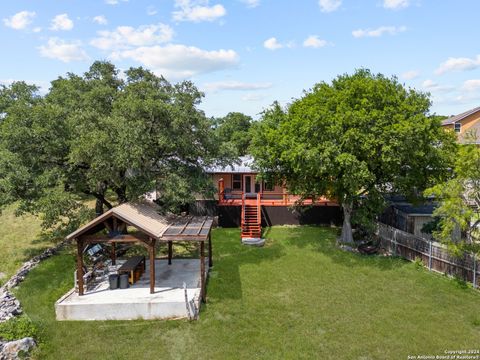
[118,256,146,285]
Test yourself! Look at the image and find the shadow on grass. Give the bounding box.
[272,225,409,272]
[20,233,58,263]
[207,227,286,301]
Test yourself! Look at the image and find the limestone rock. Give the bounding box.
[0,337,36,360]
[0,291,22,323]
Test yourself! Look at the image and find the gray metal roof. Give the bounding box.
[393,203,436,216]
[205,155,256,173]
[441,106,480,125]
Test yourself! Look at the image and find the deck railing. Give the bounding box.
[217,178,336,206]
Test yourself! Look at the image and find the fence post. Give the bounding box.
[473,255,477,289]
[428,240,432,270]
[393,228,397,256]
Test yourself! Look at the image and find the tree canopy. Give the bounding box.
[250,69,456,244]
[425,135,480,254]
[0,61,228,234]
[214,112,253,156]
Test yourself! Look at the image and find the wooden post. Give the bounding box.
[76,239,85,296]
[393,229,397,256]
[149,239,156,294]
[473,255,477,289]
[428,240,432,270]
[200,241,206,302]
[168,241,173,265]
[219,178,224,202]
[111,242,116,266]
[208,233,213,268]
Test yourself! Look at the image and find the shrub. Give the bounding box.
[0,315,37,341]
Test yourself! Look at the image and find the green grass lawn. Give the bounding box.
[0,204,49,286]
[13,226,480,360]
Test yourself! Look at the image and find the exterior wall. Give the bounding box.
[210,172,285,198]
[412,216,433,237]
[458,120,480,143]
[215,204,342,227]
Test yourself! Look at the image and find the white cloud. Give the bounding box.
[241,0,260,8]
[93,15,108,25]
[91,23,174,50]
[383,0,410,10]
[401,70,420,80]
[303,35,327,48]
[203,81,272,92]
[105,0,128,5]
[263,37,283,50]
[3,11,36,30]
[33,27,42,33]
[462,79,480,92]
[173,0,226,22]
[111,44,239,79]
[435,55,480,75]
[422,79,453,93]
[50,14,74,31]
[318,0,341,13]
[352,25,406,38]
[38,38,89,63]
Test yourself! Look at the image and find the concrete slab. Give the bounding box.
[55,259,208,321]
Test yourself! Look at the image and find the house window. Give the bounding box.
[454,123,461,133]
[232,174,242,190]
[264,180,275,191]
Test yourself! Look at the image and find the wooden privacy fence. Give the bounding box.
[377,223,479,288]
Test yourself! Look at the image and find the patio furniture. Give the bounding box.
[74,266,94,292]
[118,256,146,285]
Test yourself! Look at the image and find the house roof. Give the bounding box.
[392,203,436,216]
[205,155,256,173]
[66,202,170,241]
[441,106,480,125]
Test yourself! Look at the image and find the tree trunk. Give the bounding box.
[340,202,354,244]
[95,198,104,217]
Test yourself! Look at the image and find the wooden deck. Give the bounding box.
[218,196,336,207]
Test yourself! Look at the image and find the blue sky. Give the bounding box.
[1,0,480,119]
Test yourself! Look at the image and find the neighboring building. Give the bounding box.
[197,156,341,238]
[441,106,480,144]
[380,196,436,238]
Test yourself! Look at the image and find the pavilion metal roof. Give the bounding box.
[66,202,213,242]
[66,202,170,241]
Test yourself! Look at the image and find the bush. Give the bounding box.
[0,315,37,341]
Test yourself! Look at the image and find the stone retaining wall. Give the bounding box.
[0,240,68,359]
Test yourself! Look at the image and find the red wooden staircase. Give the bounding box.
[241,193,262,239]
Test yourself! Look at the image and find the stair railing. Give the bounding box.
[241,192,246,227]
[257,192,261,229]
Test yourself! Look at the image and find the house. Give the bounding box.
[198,156,341,239]
[441,106,480,144]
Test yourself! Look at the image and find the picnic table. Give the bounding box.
[118,256,146,285]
